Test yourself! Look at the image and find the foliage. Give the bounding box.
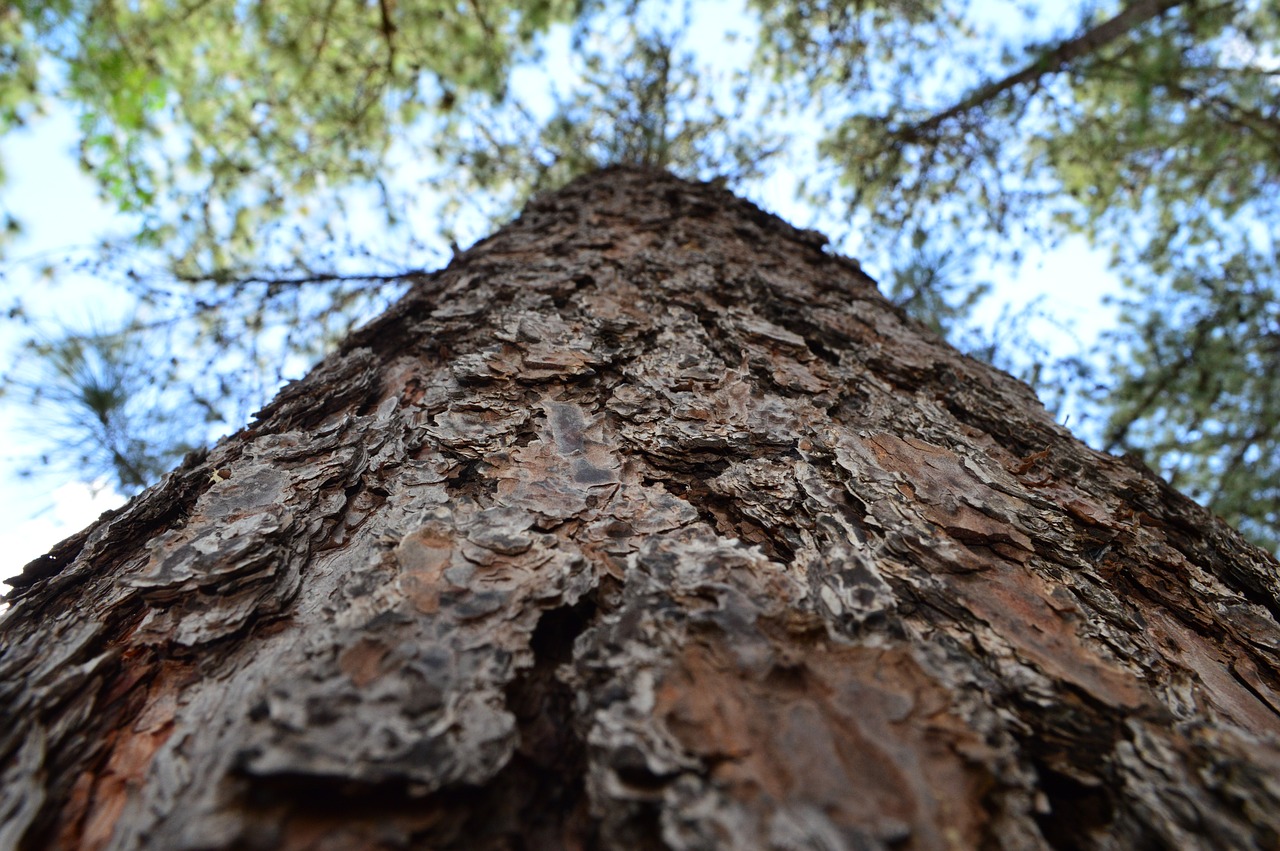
[37,0,570,266]
[0,0,1277,548]
[4,318,206,489]
[1101,250,1280,550]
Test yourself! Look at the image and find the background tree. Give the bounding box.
[0,0,1277,546]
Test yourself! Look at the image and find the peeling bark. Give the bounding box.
[3,167,1279,850]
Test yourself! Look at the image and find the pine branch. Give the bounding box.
[894,0,1190,142]
[171,268,433,287]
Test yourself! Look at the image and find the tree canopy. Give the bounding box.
[1,0,1277,548]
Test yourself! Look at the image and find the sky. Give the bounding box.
[0,4,1123,590]
[0,106,134,587]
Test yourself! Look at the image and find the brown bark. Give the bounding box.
[3,167,1279,850]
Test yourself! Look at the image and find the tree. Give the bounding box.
[3,168,1278,850]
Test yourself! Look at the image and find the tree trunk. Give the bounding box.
[3,167,1279,850]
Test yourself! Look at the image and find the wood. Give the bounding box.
[3,167,1279,850]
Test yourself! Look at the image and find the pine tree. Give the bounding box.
[3,168,1278,851]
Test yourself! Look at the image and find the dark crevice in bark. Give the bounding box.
[1225,575,1280,631]
[499,596,601,849]
[510,421,542,449]
[822,391,875,431]
[236,771,435,831]
[600,801,667,851]
[336,269,447,357]
[640,453,737,479]
[861,353,925,395]
[1031,760,1117,851]
[1002,694,1129,850]
[823,485,877,549]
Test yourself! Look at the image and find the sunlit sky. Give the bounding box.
[1,106,134,587]
[0,6,1120,590]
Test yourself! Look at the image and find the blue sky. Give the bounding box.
[1,107,135,586]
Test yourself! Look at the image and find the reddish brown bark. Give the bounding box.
[2,167,1278,850]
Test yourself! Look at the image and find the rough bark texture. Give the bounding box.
[3,167,1279,850]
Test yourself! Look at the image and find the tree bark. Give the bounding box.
[3,167,1279,850]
